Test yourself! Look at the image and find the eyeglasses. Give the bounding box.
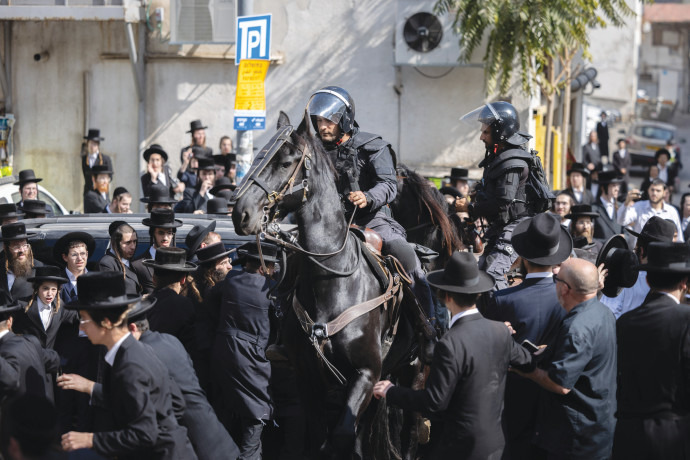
[8,243,29,252]
[553,274,571,290]
[79,319,92,325]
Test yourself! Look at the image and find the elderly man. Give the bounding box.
[14,170,53,216]
[565,204,602,255]
[582,131,601,173]
[84,164,113,213]
[0,222,43,303]
[520,258,617,460]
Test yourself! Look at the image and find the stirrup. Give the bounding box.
[265,344,290,363]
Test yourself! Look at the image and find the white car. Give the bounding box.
[0,175,69,215]
[625,120,677,166]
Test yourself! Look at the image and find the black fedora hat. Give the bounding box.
[512,213,573,265]
[196,242,234,266]
[640,242,690,274]
[567,162,590,176]
[237,242,279,264]
[207,198,230,215]
[17,200,48,216]
[142,209,183,229]
[27,265,69,285]
[143,247,197,272]
[90,164,113,176]
[439,186,463,199]
[655,148,671,162]
[624,216,676,243]
[427,251,495,294]
[449,167,470,181]
[187,119,208,133]
[215,190,235,202]
[0,203,23,219]
[65,271,142,310]
[192,146,213,159]
[140,184,177,204]
[126,296,157,323]
[210,177,236,196]
[184,221,216,257]
[596,170,625,185]
[84,128,104,142]
[52,231,96,264]
[14,169,42,186]
[596,235,639,298]
[196,155,216,171]
[1,222,36,241]
[0,302,22,320]
[564,204,599,220]
[108,220,130,237]
[143,144,169,163]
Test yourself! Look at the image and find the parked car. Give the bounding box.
[625,120,677,166]
[0,175,69,215]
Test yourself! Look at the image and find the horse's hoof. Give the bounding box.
[417,418,431,445]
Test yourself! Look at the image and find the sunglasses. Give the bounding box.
[553,274,571,290]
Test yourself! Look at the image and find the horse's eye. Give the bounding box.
[281,162,292,169]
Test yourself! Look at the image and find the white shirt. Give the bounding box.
[449,307,480,328]
[683,216,690,232]
[0,329,9,341]
[149,246,156,259]
[37,298,53,330]
[658,164,669,183]
[600,271,649,319]
[661,291,680,304]
[107,249,130,267]
[618,149,626,159]
[617,200,683,247]
[7,271,15,291]
[88,152,99,168]
[600,195,616,220]
[104,332,131,366]
[572,187,584,204]
[525,272,553,280]
[66,268,86,293]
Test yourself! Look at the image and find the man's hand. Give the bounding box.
[587,163,595,171]
[57,373,95,395]
[62,432,94,451]
[620,168,627,175]
[454,197,469,213]
[597,263,608,291]
[504,321,516,335]
[147,161,159,182]
[625,188,641,207]
[373,380,394,399]
[348,191,368,209]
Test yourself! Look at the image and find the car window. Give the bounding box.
[10,190,65,215]
[634,126,675,141]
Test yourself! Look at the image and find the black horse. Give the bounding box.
[233,112,420,459]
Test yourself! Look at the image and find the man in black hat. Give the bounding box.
[141,183,178,213]
[655,148,679,194]
[374,251,535,459]
[210,176,236,196]
[58,271,196,458]
[54,232,95,305]
[141,144,183,201]
[107,186,132,214]
[448,167,471,197]
[565,204,603,255]
[518,257,617,460]
[14,169,53,216]
[0,203,22,226]
[564,163,594,205]
[481,213,569,459]
[597,111,610,159]
[84,164,113,213]
[179,119,210,188]
[0,222,44,304]
[81,129,113,196]
[17,199,49,219]
[582,131,601,173]
[614,242,690,459]
[592,170,624,240]
[0,302,59,402]
[0,394,60,459]
[611,138,631,195]
[601,216,676,319]
[131,209,183,294]
[184,221,217,262]
[99,221,141,297]
[207,198,231,216]
[175,156,217,214]
[206,241,278,460]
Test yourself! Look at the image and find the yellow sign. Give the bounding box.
[234,59,269,112]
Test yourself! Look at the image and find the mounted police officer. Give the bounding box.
[458,102,533,290]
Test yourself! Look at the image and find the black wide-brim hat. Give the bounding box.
[596,170,625,185]
[27,265,69,285]
[426,251,495,294]
[237,242,280,263]
[512,213,573,265]
[1,222,37,241]
[639,242,690,274]
[143,247,197,272]
[655,148,671,161]
[187,119,208,133]
[0,302,22,321]
[564,204,599,220]
[14,169,43,186]
[0,203,23,219]
[84,129,104,142]
[140,185,177,204]
[142,209,183,228]
[143,144,169,162]
[210,177,236,196]
[624,216,676,243]
[17,200,48,216]
[439,186,463,198]
[126,297,158,323]
[207,198,230,215]
[596,235,639,298]
[449,167,470,181]
[90,164,113,176]
[567,162,590,176]
[196,242,234,265]
[184,221,216,257]
[65,271,142,310]
[52,231,96,264]
[196,156,216,171]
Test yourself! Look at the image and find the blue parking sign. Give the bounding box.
[236,14,271,64]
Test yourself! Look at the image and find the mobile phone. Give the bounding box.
[521,339,540,354]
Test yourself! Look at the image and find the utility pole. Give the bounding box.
[235,0,254,182]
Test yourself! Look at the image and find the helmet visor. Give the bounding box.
[459,103,501,127]
[306,91,348,125]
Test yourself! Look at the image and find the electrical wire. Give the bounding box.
[413,66,454,79]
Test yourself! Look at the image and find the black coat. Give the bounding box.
[613,292,690,459]
[0,255,44,304]
[386,313,534,460]
[90,334,197,460]
[11,301,79,350]
[140,330,240,460]
[0,331,59,402]
[141,166,176,201]
[207,269,275,420]
[597,121,610,158]
[82,153,114,195]
[481,277,566,459]
[582,143,601,169]
[564,187,594,206]
[147,287,197,359]
[98,251,142,296]
[83,190,109,214]
[592,200,623,241]
[174,188,210,214]
[131,248,155,295]
[612,149,632,184]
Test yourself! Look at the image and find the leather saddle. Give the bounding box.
[349,225,383,254]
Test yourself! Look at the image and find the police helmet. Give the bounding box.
[306,86,356,134]
[461,101,530,146]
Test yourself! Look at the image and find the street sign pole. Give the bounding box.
[235,0,254,182]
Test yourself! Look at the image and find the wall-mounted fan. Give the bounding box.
[403,12,443,53]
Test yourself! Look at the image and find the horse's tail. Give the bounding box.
[368,397,401,460]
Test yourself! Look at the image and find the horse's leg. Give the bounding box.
[331,367,377,460]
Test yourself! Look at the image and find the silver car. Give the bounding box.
[625,120,677,166]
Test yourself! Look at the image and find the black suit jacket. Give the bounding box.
[592,199,623,241]
[0,331,59,402]
[0,255,44,304]
[131,248,155,295]
[612,149,631,182]
[386,314,535,460]
[141,166,176,201]
[11,302,79,350]
[147,287,197,358]
[582,143,601,169]
[83,190,109,214]
[140,330,239,460]
[174,188,209,214]
[98,251,142,296]
[564,187,594,206]
[82,153,114,195]
[597,121,610,157]
[90,334,196,460]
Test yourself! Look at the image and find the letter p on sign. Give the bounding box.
[236,14,272,64]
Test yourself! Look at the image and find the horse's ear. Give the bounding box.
[297,111,311,136]
[277,111,290,129]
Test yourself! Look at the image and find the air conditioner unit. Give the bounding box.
[170,0,236,44]
[395,0,483,67]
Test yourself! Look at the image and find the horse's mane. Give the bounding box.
[397,165,459,257]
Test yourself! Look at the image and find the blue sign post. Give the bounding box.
[236,14,272,64]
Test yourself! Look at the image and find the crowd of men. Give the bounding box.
[0,89,688,460]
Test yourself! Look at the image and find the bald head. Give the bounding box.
[560,258,599,295]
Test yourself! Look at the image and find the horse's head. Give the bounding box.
[232,111,316,235]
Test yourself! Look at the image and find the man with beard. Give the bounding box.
[14,170,53,216]
[81,129,113,196]
[565,204,602,255]
[175,156,217,214]
[0,222,44,304]
[84,164,113,213]
[131,209,182,294]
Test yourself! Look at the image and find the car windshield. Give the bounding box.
[634,125,675,141]
[11,191,65,215]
